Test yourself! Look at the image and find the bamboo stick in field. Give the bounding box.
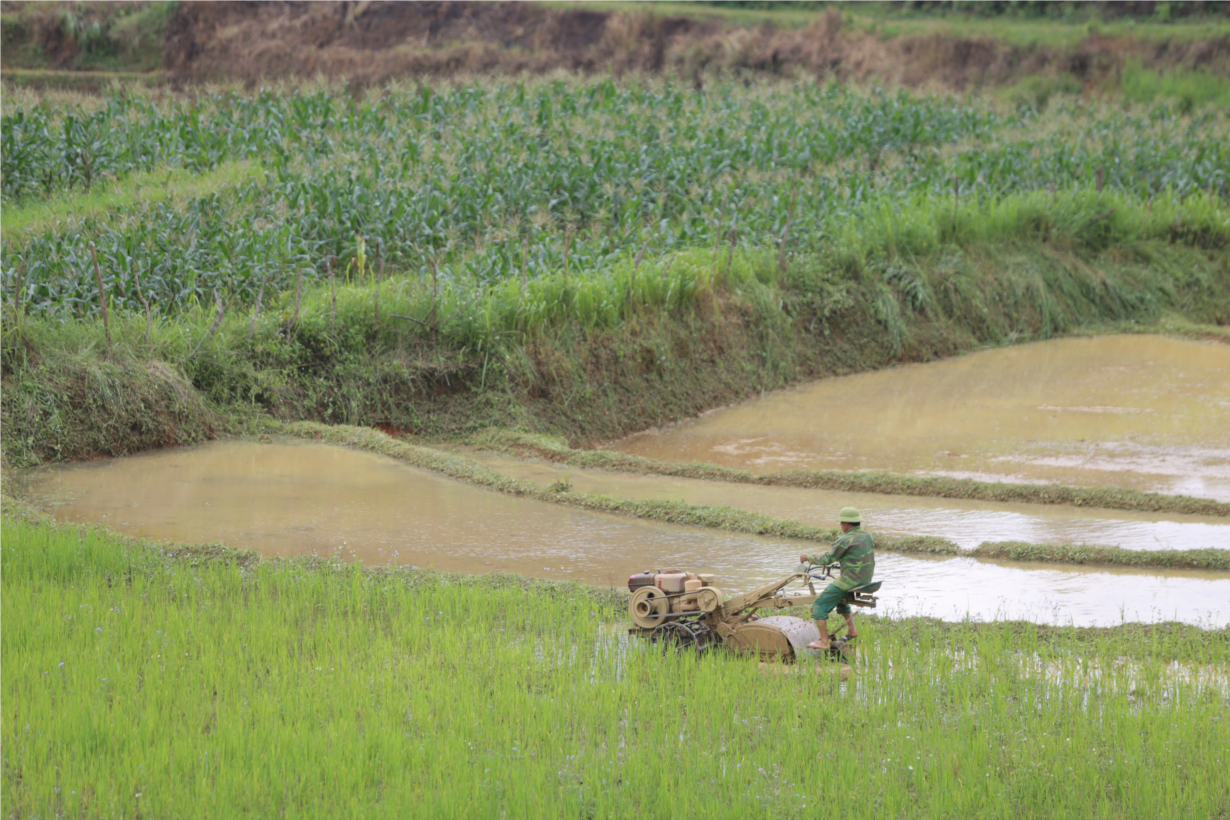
[328,257,337,324]
[778,189,799,274]
[10,260,24,337]
[89,244,111,346]
[290,268,302,332]
[952,175,960,237]
[190,289,228,358]
[375,257,383,328]
[249,277,267,341]
[521,237,529,291]
[131,260,152,345]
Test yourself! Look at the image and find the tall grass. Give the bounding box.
[1120,61,1230,110]
[4,518,1228,818]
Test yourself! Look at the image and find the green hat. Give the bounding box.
[838,507,862,524]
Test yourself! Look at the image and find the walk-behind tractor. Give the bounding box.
[627,564,881,662]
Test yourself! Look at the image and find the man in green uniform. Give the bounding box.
[799,507,875,650]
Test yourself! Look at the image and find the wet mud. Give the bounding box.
[615,336,1230,502]
[23,441,1230,627]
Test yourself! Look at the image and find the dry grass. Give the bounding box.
[152,2,1230,93]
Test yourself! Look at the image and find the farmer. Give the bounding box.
[800,507,875,650]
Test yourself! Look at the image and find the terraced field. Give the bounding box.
[3,65,1229,820]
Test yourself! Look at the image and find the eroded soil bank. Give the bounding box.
[91,2,1230,90]
[22,440,1230,627]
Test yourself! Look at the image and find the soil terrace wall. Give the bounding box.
[158,2,1230,89]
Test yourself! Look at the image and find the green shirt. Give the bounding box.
[808,527,875,591]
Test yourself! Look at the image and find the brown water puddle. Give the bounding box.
[615,336,1230,501]
[21,441,1230,628]
[464,453,1230,551]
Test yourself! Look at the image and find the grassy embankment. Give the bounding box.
[470,429,1230,518]
[3,515,1228,818]
[464,430,1230,513]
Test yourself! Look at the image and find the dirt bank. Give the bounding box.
[156,2,1230,89]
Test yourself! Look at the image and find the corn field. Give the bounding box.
[2,79,1227,323]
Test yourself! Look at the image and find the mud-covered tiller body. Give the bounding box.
[627,564,881,661]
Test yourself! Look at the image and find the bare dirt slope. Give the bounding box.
[160,1,1230,90]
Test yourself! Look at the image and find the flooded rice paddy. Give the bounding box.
[25,440,1230,628]
[467,453,1230,551]
[615,336,1230,502]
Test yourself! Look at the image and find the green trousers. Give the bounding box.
[811,583,853,619]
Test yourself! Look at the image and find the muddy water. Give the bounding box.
[23,441,1230,627]
[465,454,1230,551]
[616,336,1230,502]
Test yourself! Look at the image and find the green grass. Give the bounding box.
[555,0,823,28]
[971,541,1230,570]
[1120,61,1230,110]
[870,13,1230,44]
[560,1,1230,43]
[4,516,1228,818]
[0,68,165,91]
[1,159,263,236]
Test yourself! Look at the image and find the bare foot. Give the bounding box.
[847,631,859,640]
[807,639,830,650]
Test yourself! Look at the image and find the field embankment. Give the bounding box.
[471,430,1230,518]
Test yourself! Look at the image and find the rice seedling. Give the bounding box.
[3,516,1228,818]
